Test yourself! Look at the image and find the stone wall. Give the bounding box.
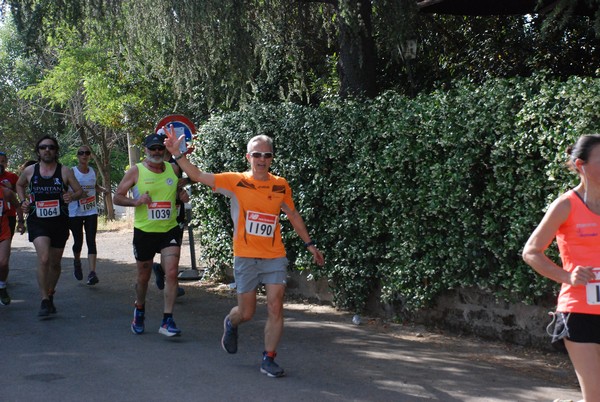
[286,272,559,351]
[409,287,558,350]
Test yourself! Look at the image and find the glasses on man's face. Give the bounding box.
[38,144,57,151]
[77,150,91,156]
[249,152,274,159]
[148,145,166,151]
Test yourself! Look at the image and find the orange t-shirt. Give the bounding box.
[213,172,295,259]
[556,190,600,314]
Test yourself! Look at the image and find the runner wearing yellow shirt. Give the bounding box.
[114,133,188,337]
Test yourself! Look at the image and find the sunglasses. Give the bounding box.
[38,144,57,151]
[77,150,91,156]
[249,152,274,159]
[148,145,166,151]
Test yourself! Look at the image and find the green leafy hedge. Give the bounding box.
[188,74,600,312]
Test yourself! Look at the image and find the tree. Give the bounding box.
[4,0,599,109]
[0,14,63,168]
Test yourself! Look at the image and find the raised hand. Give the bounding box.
[163,124,185,155]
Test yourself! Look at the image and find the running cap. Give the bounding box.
[143,133,165,148]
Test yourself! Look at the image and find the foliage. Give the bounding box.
[5,0,600,109]
[0,16,63,167]
[190,74,600,312]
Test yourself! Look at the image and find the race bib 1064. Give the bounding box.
[586,268,600,305]
[36,199,60,218]
[148,201,172,220]
[245,211,277,238]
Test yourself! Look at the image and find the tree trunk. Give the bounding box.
[338,0,378,98]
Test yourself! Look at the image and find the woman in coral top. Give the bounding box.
[523,134,600,402]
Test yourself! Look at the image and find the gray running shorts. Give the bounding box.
[233,256,288,294]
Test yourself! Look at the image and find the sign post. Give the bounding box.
[155,115,202,280]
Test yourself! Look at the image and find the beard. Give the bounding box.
[147,155,164,164]
[40,154,56,163]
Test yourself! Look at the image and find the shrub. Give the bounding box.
[189,74,600,312]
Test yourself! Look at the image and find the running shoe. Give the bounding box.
[0,287,10,306]
[48,295,57,314]
[87,271,99,285]
[158,317,182,337]
[260,353,285,378]
[73,259,83,280]
[131,307,145,334]
[152,262,165,290]
[38,299,51,317]
[221,315,238,353]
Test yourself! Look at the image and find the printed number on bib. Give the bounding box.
[36,200,60,218]
[246,211,277,238]
[79,196,96,212]
[148,201,172,220]
[586,268,600,305]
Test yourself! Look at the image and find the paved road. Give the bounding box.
[1,230,582,401]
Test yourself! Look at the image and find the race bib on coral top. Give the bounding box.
[586,268,600,305]
[79,195,96,212]
[245,211,277,238]
[147,201,172,220]
[36,199,60,218]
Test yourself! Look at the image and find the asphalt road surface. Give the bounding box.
[1,229,582,402]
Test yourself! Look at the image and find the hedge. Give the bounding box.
[187,73,600,312]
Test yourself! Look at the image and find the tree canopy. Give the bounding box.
[1,0,598,216]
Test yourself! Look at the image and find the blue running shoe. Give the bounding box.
[159,317,181,337]
[261,352,285,378]
[153,263,165,290]
[221,315,238,353]
[131,307,145,334]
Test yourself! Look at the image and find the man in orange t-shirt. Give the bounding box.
[164,129,324,378]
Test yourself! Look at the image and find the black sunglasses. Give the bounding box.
[38,144,57,151]
[249,152,274,159]
[148,145,166,151]
[77,150,91,156]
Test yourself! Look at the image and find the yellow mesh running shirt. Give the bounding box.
[213,172,295,259]
[132,162,178,233]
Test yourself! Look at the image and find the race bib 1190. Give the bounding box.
[246,211,277,238]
